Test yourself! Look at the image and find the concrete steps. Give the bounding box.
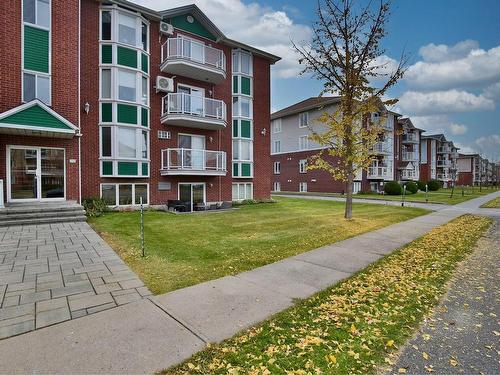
[0,201,86,227]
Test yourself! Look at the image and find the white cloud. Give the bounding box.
[454,142,475,154]
[411,115,469,137]
[475,134,500,156]
[405,43,500,91]
[135,0,311,78]
[398,89,495,115]
[449,123,468,135]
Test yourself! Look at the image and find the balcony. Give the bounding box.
[437,146,451,154]
[161,93,227,130]
[160,148,227,176]
[367,166,392,179]
[437,173,452,181]
[370,142,392,155]
[402,151,419,162]
[402,133,419,143]
[161,37,226,84]
[437,159,451,167]
[400,169,416,180]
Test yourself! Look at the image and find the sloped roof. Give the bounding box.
[398,117,425,132]
[271,97,341,120]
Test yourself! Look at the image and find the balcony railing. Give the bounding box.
[161,93,227,130]
[370,142,391,154]
[437,146,451,153]
[402,151,419,162]
[160,37,226,84]
[160,148,227,176]
[367,166,391,179]
[437,159,451,167]
[437,173,452,180]
[400,169,416,180]
[402,133,418,143]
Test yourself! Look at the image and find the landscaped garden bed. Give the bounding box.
[163,215,491,374]
[88,197,427,294]
[480,196,500,208]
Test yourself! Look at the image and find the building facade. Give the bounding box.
[0,1,279,210]
[419,134,459,188]
[394,117,423,182]
[458,153,497,186]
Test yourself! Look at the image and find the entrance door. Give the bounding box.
[178,183,205,212]
[8,146,65,202]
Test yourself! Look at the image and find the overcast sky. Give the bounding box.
[136,0,500,161]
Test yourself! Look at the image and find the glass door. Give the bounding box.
[41,148,65,198]
[9,148,38,200]
[179,183,193,212]
[178,183,205,212]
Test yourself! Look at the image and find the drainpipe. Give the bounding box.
[77,0,82,205]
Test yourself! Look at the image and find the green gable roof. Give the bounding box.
[169,14,216,41]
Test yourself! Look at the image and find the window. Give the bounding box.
[101,69,111,99]
[141,130,148,159]
[135,184,148,205]
[273,140,281,154]
[118,69,136,102]
[274,161,280,174]
[117,127,136,158]
[101,10,111,40]
[23,73,50,105]
[232,50,252,75]
[233,97,252,118]
[299,182,308,192]
[141,22,148,51]
[101,127,112,157]
[299,136,308,151]
[272,119,282,134]
[141,76,148,105]
[232,183,253,201]
[273,182,281,192]
[299,159,307,173]
[118,12,136,46]
[119,184,133,205]
[233,139,252,161]
[421,141,427,164]
[24,0,50,28]
[101,184,116,205]
[299,112,309,128]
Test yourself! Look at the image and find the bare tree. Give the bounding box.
[293,0,407,219]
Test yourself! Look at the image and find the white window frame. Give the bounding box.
[232,139,253,162]
[273,161,281,174]
[273,140,281,154]
[232,182,253,201]
[299,159,307,174]
[299,112,309,128]
[233,96,253,119]
[99,124,149,161]
[299,135,308,151]
[100,183,149,206]
[299,182,308,192]
[273,182,281,192]
[272,119,282,134]
[232,49,253,77]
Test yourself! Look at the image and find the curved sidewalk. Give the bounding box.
[0,191,498,374]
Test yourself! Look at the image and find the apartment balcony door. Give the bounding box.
[179,134,205,170]
[179,183,205,212]
[178,85,204,116]
[7,146,65,202]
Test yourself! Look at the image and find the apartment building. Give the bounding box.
[0,1,279,211]
[394,117,423,182]
[270,97,399,194]
[420,134,459,188]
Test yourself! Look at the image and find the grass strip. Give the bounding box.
[163,215,491,375]
[480,196,500,208]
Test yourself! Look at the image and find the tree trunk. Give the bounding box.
[344,168,354,220]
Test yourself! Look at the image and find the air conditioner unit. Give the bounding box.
[156,76,174,93]
[160,22,174,35]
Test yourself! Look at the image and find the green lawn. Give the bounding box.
[164,215,492,375]
[277,186,497,205]
[481,196,500,208]
[89,197,427,294]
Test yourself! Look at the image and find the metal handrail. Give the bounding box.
[161,148,226,172]
[161,37,226,71]
[162,93,226,121]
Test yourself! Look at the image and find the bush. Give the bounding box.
[417,180,427,191]
[404,181,418,194]
[427,180,441,191]
[383,181,402,195]
[82,197,109,217]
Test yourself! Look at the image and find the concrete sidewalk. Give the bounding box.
[0,191,498,374]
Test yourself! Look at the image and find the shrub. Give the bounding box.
[417,180,427,191]
[82,197,109,217]
[384,181,402,195]
[427,180,441,191]
[404,181,418,194]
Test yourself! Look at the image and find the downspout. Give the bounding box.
[77,0,82,204]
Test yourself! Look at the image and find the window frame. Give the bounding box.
[299,135,308,151]
[99,124,149,161]
[273,161,281,174]
[232,182,253,201]
[299,159,307,174]
[100,183,149,206]
[299,112,309,128]
[273,140,281,154]
[272,119,282,134]
[299,182,308,193]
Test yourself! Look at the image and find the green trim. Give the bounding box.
[117,46,137,68]
[241,163,251,177]
[232,119,238,137]
[233,76,238,94]
[141,53,148,74]
[170,14,216,41]
[233,163,239,177]
[0,104,72,130]
[142,163,148,176]
[101,103,112,122]
[118,162,138,176]
[141,107,148,127]
[102,161,113,175]
[117,104,137,124]
[241,76,251,96]
[101,44,113,64]
[24,25,49,73]
[240,120,251,138]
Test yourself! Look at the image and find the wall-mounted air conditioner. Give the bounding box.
[156,76,174,93]
[160,22,174,35]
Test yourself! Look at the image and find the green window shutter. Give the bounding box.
[241,163,251,177]
[118,162,138,176]
[101,103,112,122]
[141,53,148,73]
[117,104,137,124]
[117,46,137,68]
[240,120,251,138]
[241,77,251,96]
[233,163,239,177]
[233,76,238,94]
[102,161,113,175]
[141,107,148,127]
[232,119,238,137]
[24,25,49,73]
[142,163,149,176]
[101,44,113,64]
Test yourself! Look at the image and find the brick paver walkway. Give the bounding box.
[0,222,151,339]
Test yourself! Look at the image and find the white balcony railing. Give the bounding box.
[162,93,226,121]
[437,173,452,180]
[437,146,451,153]
[161,148,226,174]
[402,151,419,162]
[370,142,391,154]
[400,169,416,180]
[161,37,226,72]
[437,159,451,167]
[402,133,418,143]
[368,166,391,179]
